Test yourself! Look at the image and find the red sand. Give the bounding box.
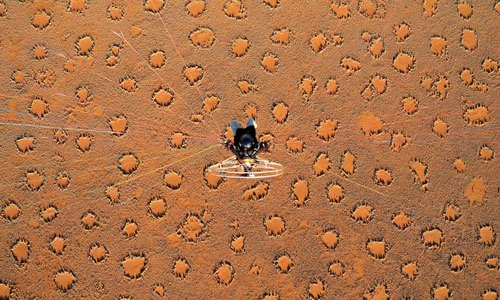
[0,0,499,299]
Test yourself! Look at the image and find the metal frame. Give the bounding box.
[206,156,284,178]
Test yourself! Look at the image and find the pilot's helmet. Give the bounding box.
[239,134,254,149]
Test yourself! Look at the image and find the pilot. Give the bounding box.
[225,118,269,160]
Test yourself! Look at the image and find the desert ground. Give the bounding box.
[0,0,499,299]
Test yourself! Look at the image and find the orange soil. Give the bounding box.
[1,1,499,299]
